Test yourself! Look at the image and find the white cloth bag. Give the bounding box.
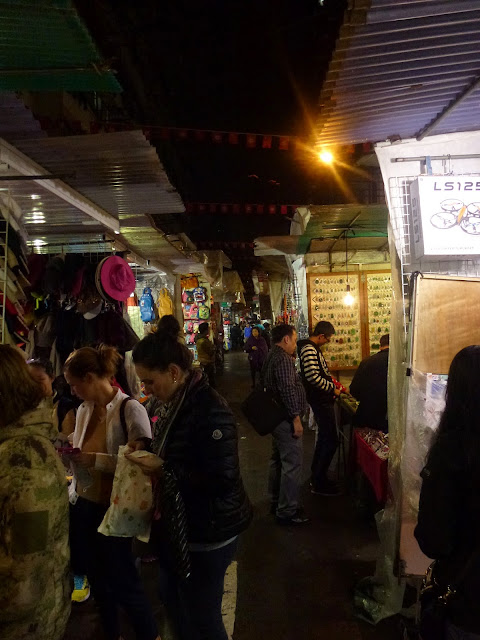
[98,445,154,542]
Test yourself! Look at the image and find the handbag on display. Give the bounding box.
[198,304,210,320]
[139,287,155,322]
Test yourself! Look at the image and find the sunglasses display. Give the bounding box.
[309,271,392,369]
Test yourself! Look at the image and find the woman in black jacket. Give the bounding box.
[127,328,252,640]
[415,345,480,639]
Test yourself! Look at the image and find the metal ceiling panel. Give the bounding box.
[0,0,121,92]
[315,0,480,146]
[13,131,186,218]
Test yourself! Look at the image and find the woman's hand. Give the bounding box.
[70,452,96,468]
[127,439,147,452]
[125,451,164,476]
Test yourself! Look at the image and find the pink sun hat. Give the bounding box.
[96,256,136,302]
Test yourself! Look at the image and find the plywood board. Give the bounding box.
[413,275,480,374]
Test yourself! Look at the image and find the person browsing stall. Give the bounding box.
[128,328,252,640]
[263,324,309,525]
[298,321,341,496]
[415,346,480,639]
[0,346,71,640]
[350,333,389,432]
[64,345,159,640]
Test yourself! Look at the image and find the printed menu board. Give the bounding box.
[308,273,363,368]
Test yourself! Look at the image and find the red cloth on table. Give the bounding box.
[354,430,389,504]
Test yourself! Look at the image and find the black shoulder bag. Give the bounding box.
[241,355,289,436]
[420,549,480,640]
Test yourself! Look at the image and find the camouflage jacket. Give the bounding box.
[0,402,71,640]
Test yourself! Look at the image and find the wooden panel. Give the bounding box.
[413,275,480,374]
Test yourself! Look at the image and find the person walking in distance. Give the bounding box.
[195,322,216,389]
[298,321,341,496]
[263,324,310,525]
[245,326,268,388]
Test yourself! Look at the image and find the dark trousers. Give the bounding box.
[158,538,238,640]
[70,497,158,640]
[249,361,258,386]
[309,401,338,489]
[202,363,216,389]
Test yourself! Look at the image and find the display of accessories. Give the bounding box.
[309,274,362,368]
[366,273,392,353]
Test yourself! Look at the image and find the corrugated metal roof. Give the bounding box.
[316,0,480,146]
[0,0,121,92]
[13,131,186,217]
[1,131,190,271]
[0,93,46,141]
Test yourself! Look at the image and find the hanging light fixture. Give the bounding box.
[343,231,354,306]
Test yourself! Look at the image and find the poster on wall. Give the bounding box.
[410,175,480,259]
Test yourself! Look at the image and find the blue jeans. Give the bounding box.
[447,621,480,640]
[158,538,238,640]
[268,419,303,518]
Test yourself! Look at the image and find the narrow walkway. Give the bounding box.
[218,351,400,640]
[65,352,402,639]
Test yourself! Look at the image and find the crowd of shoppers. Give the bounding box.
[4,307,479,640]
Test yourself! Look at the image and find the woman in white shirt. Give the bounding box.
[64,345,159,640]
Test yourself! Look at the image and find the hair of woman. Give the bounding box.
[157,314,181,338]
[132,328,193,372]
[0,345,44,426]
[28,357,54,378]
[64,344,122,380]
[436,345,480,444]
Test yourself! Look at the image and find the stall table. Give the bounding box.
[354,428,389,504]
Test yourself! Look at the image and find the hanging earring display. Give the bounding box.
[309,273,362,368]
[366,273,392,353]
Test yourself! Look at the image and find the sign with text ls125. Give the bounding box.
[410,175,480,259]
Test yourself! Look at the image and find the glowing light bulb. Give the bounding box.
[318,150,334,164]
[343,283,354,306]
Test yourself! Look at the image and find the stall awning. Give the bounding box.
[0,0,121,92]
[315,0,480,146]
[254,204,388,256]
[0,131,194,273]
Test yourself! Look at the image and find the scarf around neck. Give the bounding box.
[151,368,203,458]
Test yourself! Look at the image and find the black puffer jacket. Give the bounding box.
[164,374,253,544]
[415,432,480,634]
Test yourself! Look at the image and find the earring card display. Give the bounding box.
[308,273,363,368]
[366,272,392,354]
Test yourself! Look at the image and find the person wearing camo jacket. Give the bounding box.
[0,345,71,640]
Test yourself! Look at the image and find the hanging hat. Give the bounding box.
[43,256,66,295]
[96,256,135,302]
[83,299,103,320]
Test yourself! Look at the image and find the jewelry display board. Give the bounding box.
[366,272,392,354]
[307,270,393,369]
[308,273,363,369]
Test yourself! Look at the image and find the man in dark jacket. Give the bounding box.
[298,321,341,496]
[263,324,309,525]
[350,334,389,432]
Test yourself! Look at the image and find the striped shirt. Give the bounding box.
[299,341,335,396]
[262,345,307,419]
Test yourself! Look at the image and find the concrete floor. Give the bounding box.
[65,351,403,640]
